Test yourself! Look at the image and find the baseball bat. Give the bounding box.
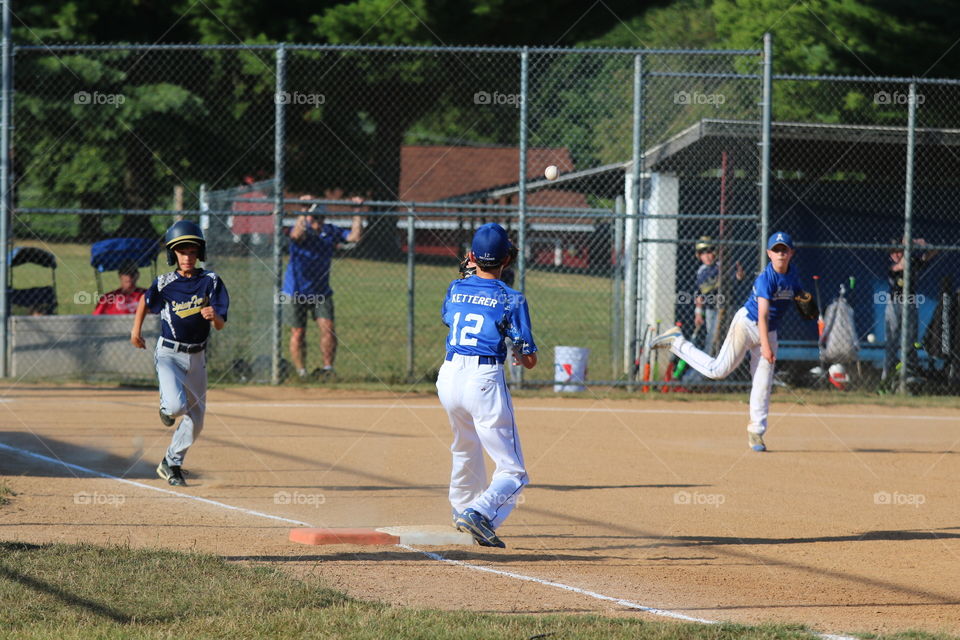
[641,325,654,393]
[812,275,825,339]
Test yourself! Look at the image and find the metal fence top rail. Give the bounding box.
[20,44,960,85]
[17,205,622,218]
[774,73,960,86]
[14,42,760,56]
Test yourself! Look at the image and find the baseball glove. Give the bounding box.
[459,256,476,279]
[794,289,818,320]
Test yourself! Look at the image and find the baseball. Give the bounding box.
[544,165,559,181]
[867,333,876,344]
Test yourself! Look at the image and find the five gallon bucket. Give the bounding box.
[553,346,590,392]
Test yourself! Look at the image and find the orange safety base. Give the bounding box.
[289,527,401,546]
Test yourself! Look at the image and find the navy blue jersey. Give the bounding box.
[743,263,801,332]
[282,224,349,298]
[441,276,537,359]
[695,263,720,308]
[145,269,229,343]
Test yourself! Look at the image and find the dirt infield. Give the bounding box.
[1,384,959,636]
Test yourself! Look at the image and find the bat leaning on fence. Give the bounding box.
[641,325,655,393]
[812,275,825,339]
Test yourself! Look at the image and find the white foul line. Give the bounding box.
[0,441,858,640]
[398,544,715,623]
[0,442,313,527]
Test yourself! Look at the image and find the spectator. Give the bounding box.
[883,236,937,385]
[283,194,364,380]
[93,263,146,315]
[692,236,744,355]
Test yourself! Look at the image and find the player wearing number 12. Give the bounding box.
[437,223,537,548]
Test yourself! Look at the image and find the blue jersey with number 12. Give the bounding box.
[441,276,537,359]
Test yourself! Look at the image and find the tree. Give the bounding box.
[13,0,659,247]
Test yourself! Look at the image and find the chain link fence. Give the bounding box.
[769,75,960,394]
[5,40,960,395]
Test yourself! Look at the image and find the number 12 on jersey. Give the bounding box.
[449,312,484,346]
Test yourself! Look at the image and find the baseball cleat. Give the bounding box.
[157,459,187,486]
[454,508,506,548]
[748,432,766,452]
[159,409,175,427]
[650,326,682,350]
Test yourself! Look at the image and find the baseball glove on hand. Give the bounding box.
[459,257,477,279]
[794,289,818,320]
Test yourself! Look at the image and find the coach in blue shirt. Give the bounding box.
[282,194,364,380]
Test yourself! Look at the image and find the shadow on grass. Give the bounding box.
[0,561,132,624]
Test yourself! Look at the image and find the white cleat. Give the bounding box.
[649,326,682,350]
[748,432,766,452]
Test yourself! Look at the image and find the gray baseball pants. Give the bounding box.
[155,339,207,467]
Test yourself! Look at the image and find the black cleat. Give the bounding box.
[454,508,506,548]
[159,409,175,428]
[156,459,186,487]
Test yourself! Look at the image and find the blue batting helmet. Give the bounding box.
[471,223,513,268]
[164,220,206,265]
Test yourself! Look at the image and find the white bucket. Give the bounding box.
[554,346,590,392]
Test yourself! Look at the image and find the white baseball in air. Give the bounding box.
[544,165,559,181]
[867,333,876,344]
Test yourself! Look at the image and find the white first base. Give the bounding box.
[376,525,475,546]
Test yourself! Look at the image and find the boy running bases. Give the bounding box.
[651,231,808,452]
[130,221,229,486]
[436,223,537,548]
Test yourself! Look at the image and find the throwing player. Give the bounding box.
[130,221,229,486]
[650,231,815,452]
[437,223,537,548]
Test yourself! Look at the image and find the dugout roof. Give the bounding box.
[446,118,960,202]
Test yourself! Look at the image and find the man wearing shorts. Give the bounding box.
[283,194,363,379]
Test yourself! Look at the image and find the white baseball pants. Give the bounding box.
[436,353,528,529]
[670,307,778,435]
[155,339,207,467]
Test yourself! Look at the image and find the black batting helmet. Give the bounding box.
[164,220,206,265]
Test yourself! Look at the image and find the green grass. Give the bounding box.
[0,541,928,640]
[0,482,13,506]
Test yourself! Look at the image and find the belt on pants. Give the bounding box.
[161,339,206,354]
[445,352,504,365]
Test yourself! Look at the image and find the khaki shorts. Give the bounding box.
[283,294,334,328]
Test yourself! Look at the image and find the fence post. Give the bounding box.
[760,33,773,268]
[624,52,644,387]
[271,43,286,386]
[0,0,11,378]
[517,47,528,389]
[407,210,415,381]
[898,81,918,395]
[613,195,625,379]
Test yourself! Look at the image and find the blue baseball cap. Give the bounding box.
[767,231,794,250]
[472,223,512,266]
